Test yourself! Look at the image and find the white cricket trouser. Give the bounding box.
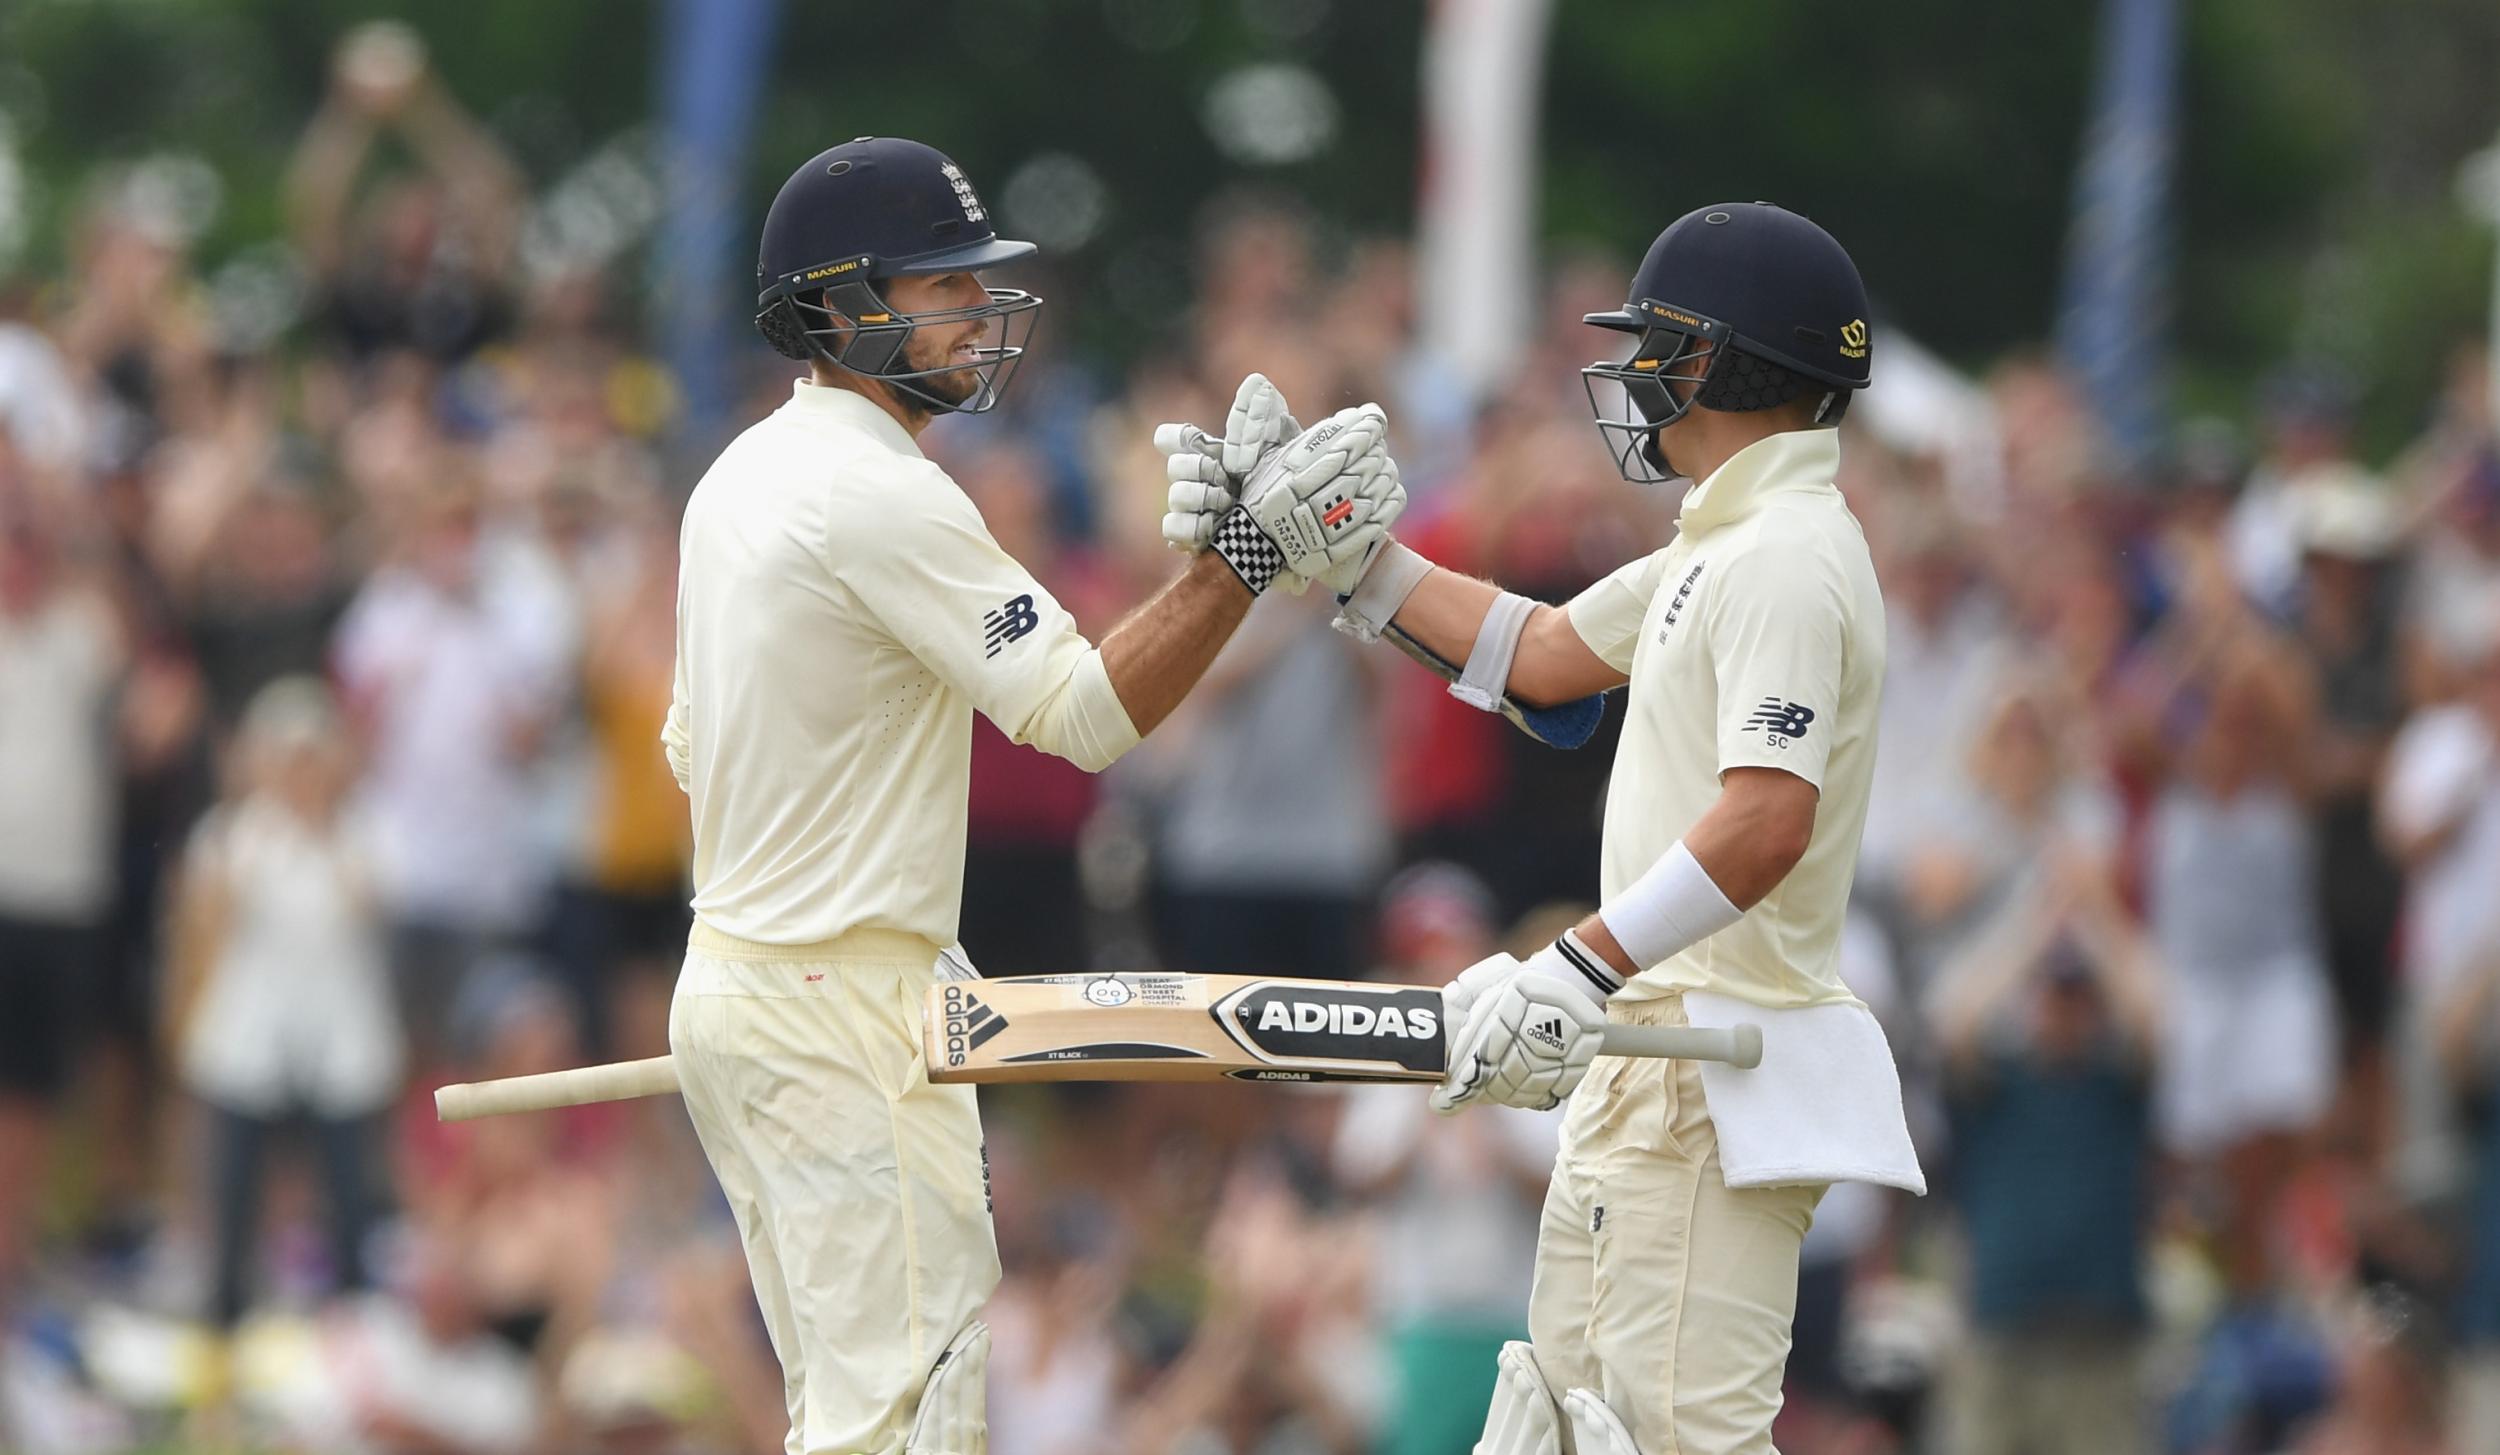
[1528,995,1825,1455]
[670,924,997,1455]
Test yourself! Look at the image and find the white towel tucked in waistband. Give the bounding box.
[1682,991,1926,1194]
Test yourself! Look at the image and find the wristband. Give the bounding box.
[1209,505,1286,596]
[1332,539,1430,642]
[1549,928,1625,1006]
[1597,840,1742,972]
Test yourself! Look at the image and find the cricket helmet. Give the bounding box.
[754,137,1041,414]
[1582,202,1871,479]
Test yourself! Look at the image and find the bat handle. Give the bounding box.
[1598,1022,1763,1069]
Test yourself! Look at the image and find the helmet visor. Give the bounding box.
[1580,304,1730,481]
[780,287,1043,415]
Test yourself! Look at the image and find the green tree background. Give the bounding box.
[2,0,2493,452]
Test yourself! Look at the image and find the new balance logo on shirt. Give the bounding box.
[982,594,1040,657]
[1742,697,1816,745]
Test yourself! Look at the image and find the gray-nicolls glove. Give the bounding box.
[1207,404,1406,596]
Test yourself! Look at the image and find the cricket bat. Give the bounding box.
[926,972,1762,1084]
[433,972,1763,1121]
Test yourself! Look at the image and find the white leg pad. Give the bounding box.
[1563,1387,1642,1455]
[1474,1340,1565,1455]
[905,1319,990,1455]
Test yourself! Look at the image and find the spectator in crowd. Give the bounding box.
[285,22,523,364]
[548,482,690,1058]
[2386,639,2500,1202]
[1898,674,2121,999]
[332,476,570,1063]
[406,974,621,1393]
[1332,866,1559,1455]
[1857,502,2014,939]
[2139,541,2337,1298]
[54,184,213,458]
[2288,1290,2449,1455]
[2228,363,2363,617]
[0,476,130,1308]
[1148,588,1392,980]
[2283,474,2409,1135]
[2395,344,2500,701]
[300,1233,541,1455]
[2425,645,2500,1452]
[163,677,401,1344]
[1926,732,2162,1455]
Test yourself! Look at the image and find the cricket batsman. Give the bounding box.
[664,136,1403,1455]
[1161,203,1927,1453]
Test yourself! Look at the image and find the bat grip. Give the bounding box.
[433,1055,681,1122]
[1597,1021,1763,1069]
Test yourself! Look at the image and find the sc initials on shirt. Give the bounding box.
[1742,696,1816,749]
[982,594,1040,658]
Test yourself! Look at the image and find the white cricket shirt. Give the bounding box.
[1567,428,1885,1009]
[665,381,1140,946]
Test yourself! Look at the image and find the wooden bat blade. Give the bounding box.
[927,973,1449,1084]
[924,974,1765,1084]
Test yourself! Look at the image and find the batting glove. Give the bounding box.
[1431,932,1620,1114]
[1154,372,1299,554]
[1211,404,1405,595]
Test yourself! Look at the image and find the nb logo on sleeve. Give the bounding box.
[982,595,1040,658]
[1742,697,1816,746]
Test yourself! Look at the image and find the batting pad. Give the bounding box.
[905,1318,990,1454]
[1474,1340,1565,1455]
[1564,1387,1643,1455]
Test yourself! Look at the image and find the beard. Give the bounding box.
[898,328,985,408]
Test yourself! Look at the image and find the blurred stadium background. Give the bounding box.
[0,1,2498,1451]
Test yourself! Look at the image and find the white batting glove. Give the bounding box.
[1431,934,1618,1114]
[1155,372,1300,555]
[1209,404,1404,595]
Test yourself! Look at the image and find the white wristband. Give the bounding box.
[1332,539,1430,643]
[1597,840,1742,973]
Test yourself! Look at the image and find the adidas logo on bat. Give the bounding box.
[1224,983,1449,1075]
[939,984,1011,1068]
[1252,999,1439,1039]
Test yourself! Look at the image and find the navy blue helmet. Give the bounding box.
[1581,202,1871,479]
[755,137,1040,415]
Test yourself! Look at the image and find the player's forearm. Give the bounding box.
[1387,567,1617,707]
[1574,768,1817,978]
[1098,551,1255,737]
[1387,564,1502,663]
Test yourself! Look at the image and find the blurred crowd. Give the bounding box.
[5,35,2500,1455]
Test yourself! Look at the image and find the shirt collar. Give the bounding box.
[1675,428,1842,533]
[783,378,925,459]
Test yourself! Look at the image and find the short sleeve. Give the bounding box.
[835,467,1107,746]
[1565,550,1669,674]
[1704,538,1846,789]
